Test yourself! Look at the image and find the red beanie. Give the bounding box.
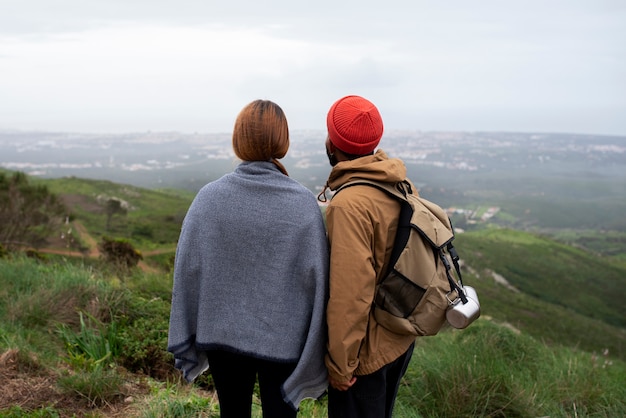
[326,95,384,155]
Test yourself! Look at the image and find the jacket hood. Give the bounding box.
[326,149,407,191]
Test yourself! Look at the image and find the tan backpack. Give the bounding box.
[336,179,480,336]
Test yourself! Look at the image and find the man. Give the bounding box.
[320,95,417,418]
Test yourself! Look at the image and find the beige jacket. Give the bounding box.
[324,150,417,384]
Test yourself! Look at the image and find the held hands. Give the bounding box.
[329,375,357,391]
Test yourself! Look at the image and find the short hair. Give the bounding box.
[232,100,290,175]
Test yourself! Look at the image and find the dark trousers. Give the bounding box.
[328,343,415,418]
[206,349,298,418]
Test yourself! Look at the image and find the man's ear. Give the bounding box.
[325,137,339,167]
[326,137,336,153]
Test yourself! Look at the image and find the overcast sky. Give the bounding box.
[1,0,624,136]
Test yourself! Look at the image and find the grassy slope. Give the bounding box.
[455,228,626,360]
[21,174,626,361]
[3,169,626,415]
[38,176,194,251]
[1,257,624,417]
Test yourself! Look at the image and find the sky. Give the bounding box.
[1,0,625,136]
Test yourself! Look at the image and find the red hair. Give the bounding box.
[232,100,290,175]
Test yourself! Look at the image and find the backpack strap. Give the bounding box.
[337,179,454,247]
[447,242,464,286]
[335,179,412,275]
[336,178,412,202]
[439,246,468,304]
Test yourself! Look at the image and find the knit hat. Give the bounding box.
[326,95,384,155]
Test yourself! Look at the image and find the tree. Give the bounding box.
[0,172,67,249]
[104,198,127,231]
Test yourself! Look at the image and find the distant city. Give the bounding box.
[2,130,624,187]
[3,129,625,230]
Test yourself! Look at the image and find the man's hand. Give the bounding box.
[329,376,357,391]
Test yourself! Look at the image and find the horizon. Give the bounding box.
[1,127,626,140]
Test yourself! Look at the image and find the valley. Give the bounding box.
[2,129,625,255]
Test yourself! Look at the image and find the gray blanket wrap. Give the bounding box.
[167,161,329,410]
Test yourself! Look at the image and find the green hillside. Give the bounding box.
[1,257,625,417]
[455,228,626,359]
[2,171,626,415]
[5,172,625,359]
[38,176,194,251]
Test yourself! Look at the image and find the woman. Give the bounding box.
[167,100,329,417]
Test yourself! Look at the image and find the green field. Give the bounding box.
[2,165,626,416]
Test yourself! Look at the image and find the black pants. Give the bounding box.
[328,343,415,418]
[206,349,298,418]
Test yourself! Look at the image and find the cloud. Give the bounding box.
[0,0,625,135]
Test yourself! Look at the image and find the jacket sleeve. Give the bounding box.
[325,203,377,383]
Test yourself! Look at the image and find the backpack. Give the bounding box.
[336,179,480,336]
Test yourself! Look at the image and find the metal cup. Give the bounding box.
[446,285,481,329]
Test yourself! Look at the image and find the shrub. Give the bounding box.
[98,236,143,274]
[114,293,175,380]
[0,171,67,249]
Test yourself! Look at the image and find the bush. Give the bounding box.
[98,236,143,274]
[0,171,67,249]
[114,293,175,380]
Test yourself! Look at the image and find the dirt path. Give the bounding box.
[73,221,100,257]
[39,221,174,274]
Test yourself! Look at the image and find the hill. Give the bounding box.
[455,229,626,360]
[3,171,624,362]
[35,176,194,257]
[2,170,626,415]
